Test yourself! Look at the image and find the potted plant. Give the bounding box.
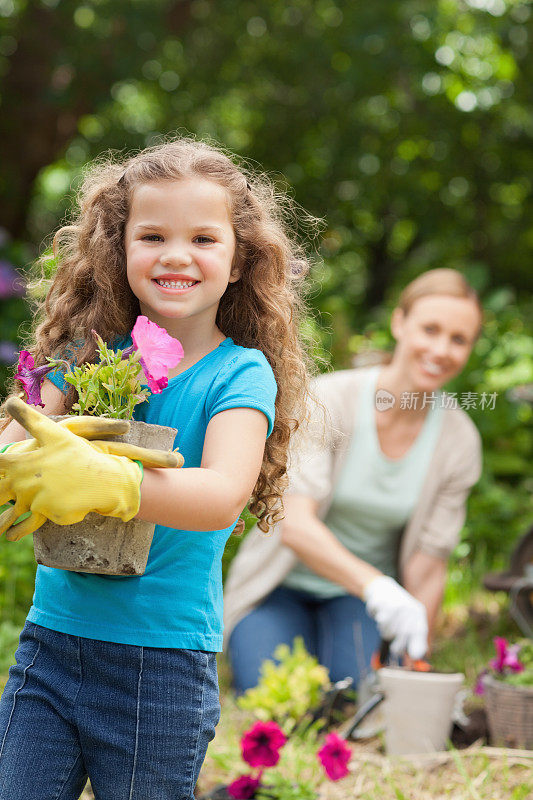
[476,637,533,749]
[7,315,184,576]
[377,666,465,755]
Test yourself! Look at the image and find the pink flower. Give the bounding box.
[131,315,184,393]
[490,637,508,672]
[15,350,54,407]
[227,773,262,799]
[241,721,287,768]
[503,643,524,673]
[317,732,351,781]
[490,637,524,674]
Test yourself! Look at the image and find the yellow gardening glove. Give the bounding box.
[0,415,133,534]
[0,397,183,541]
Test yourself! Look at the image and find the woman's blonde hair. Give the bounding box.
[3,137,316,530]
[397,268,482,317]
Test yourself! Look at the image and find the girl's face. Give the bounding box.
[390,294,481,392]
[125,178,238,337]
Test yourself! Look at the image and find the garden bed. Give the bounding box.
[4,592,532,800]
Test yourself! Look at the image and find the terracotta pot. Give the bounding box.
[379,668,464,755]
[33,419,177,576]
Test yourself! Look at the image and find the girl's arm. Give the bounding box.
[136,407,268,531]
[0,380,68,446]
[279,493,381,597]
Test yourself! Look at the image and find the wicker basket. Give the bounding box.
[483,674,533,749]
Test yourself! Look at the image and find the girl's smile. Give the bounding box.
[152,274,200,292]
[124,178,238,339]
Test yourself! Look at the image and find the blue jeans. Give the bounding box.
[0,622,220,800]
[228,585,381,694]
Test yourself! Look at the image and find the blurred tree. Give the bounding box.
[3,1,532,312]
[0,0,193,240]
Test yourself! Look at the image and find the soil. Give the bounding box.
[451,707,490,748]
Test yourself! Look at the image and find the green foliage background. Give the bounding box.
[0,0,532,670]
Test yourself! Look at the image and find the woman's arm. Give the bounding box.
[280,494,381,597]
[0,380,68,446]
[400,420,482,646]
[281,493,429,659]
[402,550,447,645]
[137,407,268,531]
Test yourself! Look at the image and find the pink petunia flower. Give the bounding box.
[227,773,262,799]
[503,643,524,673]
[241,721,287,768]
[15,350,54,407]
[490,637,524,674]
[317,732,352,781]
[131,315,184,393]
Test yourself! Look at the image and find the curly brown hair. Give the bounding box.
[3,138,316,531]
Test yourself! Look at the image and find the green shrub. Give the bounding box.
[237,637,330,730]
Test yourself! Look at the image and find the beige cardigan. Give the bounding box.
[223,368,482,647]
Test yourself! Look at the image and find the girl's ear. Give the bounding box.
[390,307,405,342]
[228,261,242,284]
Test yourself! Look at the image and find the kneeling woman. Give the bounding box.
[224,269,483,693]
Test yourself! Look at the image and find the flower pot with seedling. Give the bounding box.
[13,316,184,576]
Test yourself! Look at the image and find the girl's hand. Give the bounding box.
[0,397,182,540]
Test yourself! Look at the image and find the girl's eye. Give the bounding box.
[423,325,437,334]
[142,234,163,242]
[194,235,215,244]
[453,335,467,345]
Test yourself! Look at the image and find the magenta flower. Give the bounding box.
[490,637,524,674]
[317,732,351,781]
[15,350,54,407]
[504,644,525,673]
[131,315,184,393]
[227,773,262,799]
[241,721,287,768]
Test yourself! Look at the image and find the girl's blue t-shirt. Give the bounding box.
[27,338,276,651]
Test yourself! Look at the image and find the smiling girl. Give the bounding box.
[0,138,312,800]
